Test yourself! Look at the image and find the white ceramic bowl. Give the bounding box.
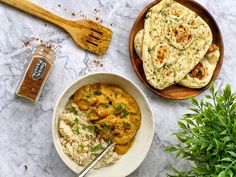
[52,72,154,177]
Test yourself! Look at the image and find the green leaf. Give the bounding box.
[205,95,212,99]
[76,127,80,134]
[102,123,109,132]
[165,146,178,152]
[94,91,102,95]
[183,118,195,126]
[233,120,236,134]
[86,94,92,98]
[227,169,234,177]
[120,109,129,118]
[82,125,95,131]
[220,157,232,162]
[189,108,200,113]
[210,82,215,95]
[178,122,187,130]
[223,85,231,100]
[217,171,226,177]
[90,143,103,152]
[74,117,79,123]
[220,130,228,135]
[227,151,236,157]
[186,138,201,145]
[220,136,231,143]
[190,97,199,107]
[113,103,125,114]
[70,107,78,115]
[207,144,213,151]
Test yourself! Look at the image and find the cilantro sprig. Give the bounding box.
[90,143,103,152]
[165,84,236,177]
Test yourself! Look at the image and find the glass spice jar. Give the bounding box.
[16,45,56,103]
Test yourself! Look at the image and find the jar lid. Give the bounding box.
[35,45,56,63]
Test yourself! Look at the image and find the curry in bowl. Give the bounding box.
[58,83,141,168]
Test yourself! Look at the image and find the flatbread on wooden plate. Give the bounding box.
[134,30,220,89]
[142,0,212,90]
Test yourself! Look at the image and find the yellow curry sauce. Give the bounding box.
[73,83,141,155]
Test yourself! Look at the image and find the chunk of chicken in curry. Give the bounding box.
[73,83,141,155]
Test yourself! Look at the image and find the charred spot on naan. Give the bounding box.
[171,23,193,49]
[189,62,207,80]
[174,24,192,43]
[151,43,170,67]
[157,45,169,64]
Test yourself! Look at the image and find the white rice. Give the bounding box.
[58,102,120,169]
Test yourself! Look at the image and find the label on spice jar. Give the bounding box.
[32,58,47,80]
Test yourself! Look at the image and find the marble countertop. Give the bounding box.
[0,0,236,176]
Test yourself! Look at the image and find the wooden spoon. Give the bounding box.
[0,0,113,56]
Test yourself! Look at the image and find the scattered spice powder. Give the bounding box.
[93,59,103,67]
[71,12,76,16]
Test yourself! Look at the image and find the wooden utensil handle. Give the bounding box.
[0,0,68,29]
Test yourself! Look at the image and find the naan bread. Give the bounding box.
[134,29,220,88]
[134,30,144,59]
[179,44,220,88]
[142,0,212,90]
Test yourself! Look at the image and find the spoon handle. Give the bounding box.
[0,0,68,28]
[78,143,115,177]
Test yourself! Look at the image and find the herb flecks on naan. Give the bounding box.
[179,44,220,88]
[134,30,219,89]
[142,0,212,90]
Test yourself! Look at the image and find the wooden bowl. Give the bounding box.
[129,0,224,100]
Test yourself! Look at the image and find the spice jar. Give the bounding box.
[16,45,56,103]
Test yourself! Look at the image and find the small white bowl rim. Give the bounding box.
[52,72,155,177]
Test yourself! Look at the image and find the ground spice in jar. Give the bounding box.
[16,45,56,103]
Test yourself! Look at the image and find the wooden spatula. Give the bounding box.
[0,0,113,56]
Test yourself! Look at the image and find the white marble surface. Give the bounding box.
[0,0,236,177]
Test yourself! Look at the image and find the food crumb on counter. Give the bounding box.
[93,59,103,67]
[24,165,28,171]
[22,37,54,50]
[94,8,100,14]
[23,40,30,47]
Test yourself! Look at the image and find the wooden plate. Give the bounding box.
[129,0,224,100]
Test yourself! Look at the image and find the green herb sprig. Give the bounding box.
[90,143,103,152]
[70,107,78,115]
[165,84,236,177]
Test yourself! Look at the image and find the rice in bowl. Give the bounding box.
[58,102,120,169]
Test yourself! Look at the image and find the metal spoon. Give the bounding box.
[78,143,115,177]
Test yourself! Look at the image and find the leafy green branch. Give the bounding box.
[165,84,236,177]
